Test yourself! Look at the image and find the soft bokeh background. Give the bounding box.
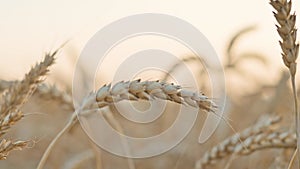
[0,0,299,79]
[1,1,300,169]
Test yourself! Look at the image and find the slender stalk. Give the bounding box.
[291,75,300,164]
[103,110,135,169]
[288,148,297,169]
[37,112,77,169]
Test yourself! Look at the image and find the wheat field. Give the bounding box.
[0,0,300,169]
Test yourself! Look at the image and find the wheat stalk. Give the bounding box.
[270,0,300,164]
[196,116,285,169]
[37,79,216,169]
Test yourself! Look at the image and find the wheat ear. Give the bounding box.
[0,139,31,160]
[196,116,283,169]
[0,50,58,135]
[0,80,73,111]
[270,0,300,164]
[81,79,216,112]
[37,79,216,169]
[37,84,73,110]
[0,51,57,117]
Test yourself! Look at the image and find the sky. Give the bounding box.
[0,0,299,82]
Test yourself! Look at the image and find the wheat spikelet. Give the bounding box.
[270,0,299,75]
[196,116,286,169]
[0,139,30,160]
[0,51,57,119]
[0,49,62,136]
[80,79,216,113]
[0,110,23,137]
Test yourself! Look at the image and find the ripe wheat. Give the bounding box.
[196,116,295,169]
[0,49,60,160]
[37,79,216,169]
[270,0,300,164]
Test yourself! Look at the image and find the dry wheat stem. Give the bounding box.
[270,0,300,164]
[196,116,286,169]
[37,112,77,169]
[38,79,215,169]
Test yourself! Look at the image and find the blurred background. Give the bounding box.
[0,0,300,169]
[0,0,299,80]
